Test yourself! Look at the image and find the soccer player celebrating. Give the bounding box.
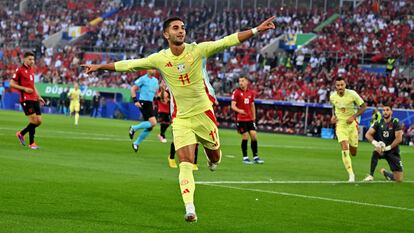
[129,70,159,152]
[68,82,81,125]
[330,77,367,182]
[82,16,275,222]
[231,76,264,164]
[11,51,45,149]
[364,105,404,182]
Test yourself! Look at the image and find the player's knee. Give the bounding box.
[204,148,221,163]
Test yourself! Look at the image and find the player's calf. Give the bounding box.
[204,148,221,171]
[349,146,357,156]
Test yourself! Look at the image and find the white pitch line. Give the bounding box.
[200,183,414,212]
[197,180,414,184]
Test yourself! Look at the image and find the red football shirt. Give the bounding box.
[231,88,255,122]
[156,90,170,114]
[12,64,38,102]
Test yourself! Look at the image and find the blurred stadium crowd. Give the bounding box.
[0,0,413,144]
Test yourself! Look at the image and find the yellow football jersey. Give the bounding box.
[115,33,240,118]
[68,88,81,103]
[330,89,364,124]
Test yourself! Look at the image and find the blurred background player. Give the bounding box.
[364,105,404,182]
[169,142,199,170]
[156,81,170,143]
[231,76,264,164]
[370,108,382,127]
[129,70,159,152]
[58,87,69,115]
[82,16,276,222]
[10,51,45,149]
[330,77,367,182]
[68,82,81,125]
[90,91,102,118]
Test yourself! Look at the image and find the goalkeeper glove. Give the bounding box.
[384,145,392,151]
[372,140,383,154]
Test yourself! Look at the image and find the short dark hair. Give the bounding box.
[163,17,184,32]
[383,104,393,110]
[239,75,250,81]
[335,77,345,82]
[24,51,35,58]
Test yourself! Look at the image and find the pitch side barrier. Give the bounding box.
[2,94,412,137]
[215,97,414,139]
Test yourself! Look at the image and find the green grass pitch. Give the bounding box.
[0,110,413,232]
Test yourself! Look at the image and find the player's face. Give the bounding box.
[164,20,186,46]
[147,69,155,77]
[383,106,392,119]
[74,83,79,89]
[24,56,35,67]
[239,78,248,90]
[335,80,346,95]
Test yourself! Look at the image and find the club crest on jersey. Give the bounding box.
[177,64,185,73]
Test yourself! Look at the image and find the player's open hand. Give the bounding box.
[256,16,276,33]
[346,115,356,124]
[134,102,142,108]
[330,115,337,124]
[38,97,46,105]
[24,87,33,94]
[81,64,99,74]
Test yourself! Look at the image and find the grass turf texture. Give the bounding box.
[0,110,413,233]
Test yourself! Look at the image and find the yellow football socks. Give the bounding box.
[342,150,354,175]
[179,162,195,204]
[75,113,79,125]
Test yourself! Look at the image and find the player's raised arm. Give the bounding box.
[81,56,156,74]
[81,63,115,74]
[199,16,275,57]
[237,16,276,43]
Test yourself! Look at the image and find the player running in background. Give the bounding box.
[10,51,45,149]
[231,76,264,165]
[330,77,367,182]
[68,82,81,125]
[82,16,275,222]
[156,81,170,143]
[364,105,404,182]
[129,70,159,152]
